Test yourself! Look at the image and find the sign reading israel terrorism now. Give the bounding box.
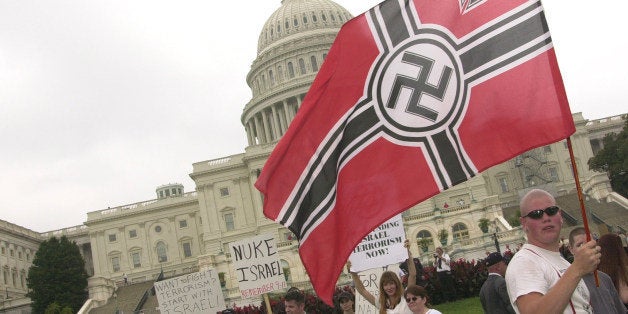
[349,214,407,272]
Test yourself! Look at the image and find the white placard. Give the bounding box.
[349,214,407,272]
[229,233,287,299]
[354,264,401,314]
[154,269,225,313]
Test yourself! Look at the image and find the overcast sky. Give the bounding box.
[1,1,625,232]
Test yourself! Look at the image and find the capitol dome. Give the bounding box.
[257,0,352,54]
[241,0,353,148]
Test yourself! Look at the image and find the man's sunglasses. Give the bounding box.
[521,206,560,219]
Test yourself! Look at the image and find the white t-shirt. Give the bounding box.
[505,244,592,314]
[375,298,412,314]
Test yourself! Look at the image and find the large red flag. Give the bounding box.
[255,0,574,304]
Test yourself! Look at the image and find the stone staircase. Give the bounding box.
[90,281,156,313]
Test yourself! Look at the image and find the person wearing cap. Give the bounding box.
[480,252,514,314]
[505,189,601,314]
[568,227,625,313]
[337,291,355,314]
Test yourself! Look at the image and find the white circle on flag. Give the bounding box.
[375,35,463,137]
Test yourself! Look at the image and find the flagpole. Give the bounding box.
[566,137,599,286]
[264,293,273,314]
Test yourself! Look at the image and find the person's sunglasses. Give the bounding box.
[406,296,418,303]
[521,206,560,219]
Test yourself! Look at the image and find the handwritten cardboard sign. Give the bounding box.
[353,264,402,314]
[154,269,225,313]
[229,233,287,299]
[349,214,407,272]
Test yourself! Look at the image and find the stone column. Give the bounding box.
[245,121,254,146]
[254,114,265,144]
[261,109,272,142]
[271,104,281,139]
[282,100,291,127]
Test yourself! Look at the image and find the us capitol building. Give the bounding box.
[1,0,627,312]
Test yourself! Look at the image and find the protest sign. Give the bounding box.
[229,233,287,299]
[353,264,402,314]
[154,269,225,313]
[349,214,407,272]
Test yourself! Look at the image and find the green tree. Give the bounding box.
[588,117,628,198]
[27,236,89,313]
[508,210,521,227]
[43,303,73,314]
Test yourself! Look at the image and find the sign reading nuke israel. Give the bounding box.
[230,233,287,299]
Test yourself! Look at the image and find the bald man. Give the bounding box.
[505,189,601,314]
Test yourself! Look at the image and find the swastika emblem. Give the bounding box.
[376,36,462,134]
[386,51,452,122]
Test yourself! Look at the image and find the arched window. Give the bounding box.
[416,230,434,252]
[452,223,469,241]
[281,259,292,282]
[321,13,327,21]
[285,20,290,30]
[156,241,167,263]
[312,13,317,22]
[298,58,306,75]
[288,62,295,78]
[277,65,283,82]
[269,70,275,85]
[303,14,308,24]
[293,17,298,27]
[310,56,318,72]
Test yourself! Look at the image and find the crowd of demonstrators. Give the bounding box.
[505,189,601,313]
[479,252,514,314]
[433,247,457,302]
[404,285,442,314]
[349,239,416,314]
[221,187,625,314]
[567,227,626,313]
[597,233,628,307]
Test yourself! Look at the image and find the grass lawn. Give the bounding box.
[431,296,484,313]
